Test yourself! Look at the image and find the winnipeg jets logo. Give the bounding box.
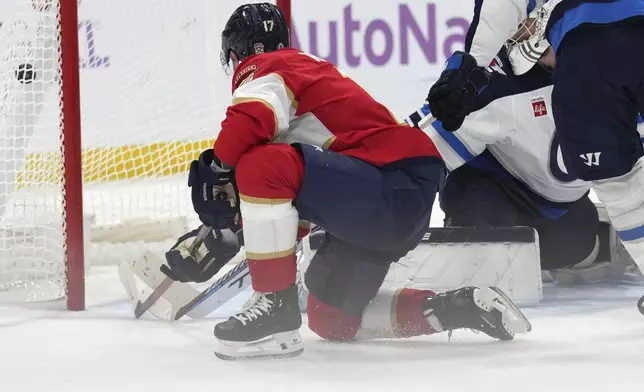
[580,152,601,167]
[530,96,548,117]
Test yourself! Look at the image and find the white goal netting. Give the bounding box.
[0,0,249,303]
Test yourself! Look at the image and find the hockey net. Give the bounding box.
[0,0,290,308]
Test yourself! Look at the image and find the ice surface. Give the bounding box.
[1,199,644,392]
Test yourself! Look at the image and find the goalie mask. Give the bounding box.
[221,2,290,75]
[505,1,557,75]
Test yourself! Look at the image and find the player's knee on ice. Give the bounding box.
[303,236,441,341]
[303,235,391,341]
[304,236,391,318]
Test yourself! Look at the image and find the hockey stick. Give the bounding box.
[173,255,249,320]
[417,113,436,131]
[174,242,308,321]
[174,230,325,320]
[134,225,212,318]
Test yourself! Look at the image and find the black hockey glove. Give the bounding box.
[161,226,241,283]
[189,149,240,230]
[426,51,490,131]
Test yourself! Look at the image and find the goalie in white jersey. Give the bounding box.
[407,45,643,280]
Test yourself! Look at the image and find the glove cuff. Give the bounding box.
[211,153,233,172]
[446,51,479,72]
[468,67,491,91]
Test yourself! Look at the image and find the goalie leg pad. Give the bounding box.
[593,158,644,273]
[118,251,202,320]
[387,227,543,306]
[595,206,644,282]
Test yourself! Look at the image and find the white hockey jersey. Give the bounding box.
[406,50,644,206]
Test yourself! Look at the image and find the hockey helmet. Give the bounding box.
[505,1,557,75]
[221,3,290,74]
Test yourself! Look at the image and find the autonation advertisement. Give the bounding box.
[290,1,471,116]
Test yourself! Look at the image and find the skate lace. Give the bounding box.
[232,294,274,326]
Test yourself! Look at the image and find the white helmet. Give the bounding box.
[506,0,560,74]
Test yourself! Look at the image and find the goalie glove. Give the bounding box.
[189,149,240,230]
[161,226,241,283]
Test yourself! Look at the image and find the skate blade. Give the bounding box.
[488,286,532,334]
[215,347,304,361]
[214,330,304,361]
[473,287,532,337]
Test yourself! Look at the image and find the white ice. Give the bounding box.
[1,202,644,392]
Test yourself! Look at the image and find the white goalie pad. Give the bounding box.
[385,227,543,306]
[543,204,644,285]
[118,251,203,320]
[596,204,637,269]
[119,249,255,321]
[120,234,319,321]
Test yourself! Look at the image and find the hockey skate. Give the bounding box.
[423,286,532,340]
[214,284,303,360]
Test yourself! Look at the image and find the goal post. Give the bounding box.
[60,0,85,311]
[276,0,291,27]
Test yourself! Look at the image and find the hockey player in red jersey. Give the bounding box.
[161,3,531,360]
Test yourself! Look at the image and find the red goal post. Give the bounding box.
[60,0,85,311]
[276,0,291,27]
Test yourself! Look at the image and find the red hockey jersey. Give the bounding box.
[214,48,440,168]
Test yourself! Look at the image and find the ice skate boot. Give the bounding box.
[422,286,532,340]
[214,284,303,360]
